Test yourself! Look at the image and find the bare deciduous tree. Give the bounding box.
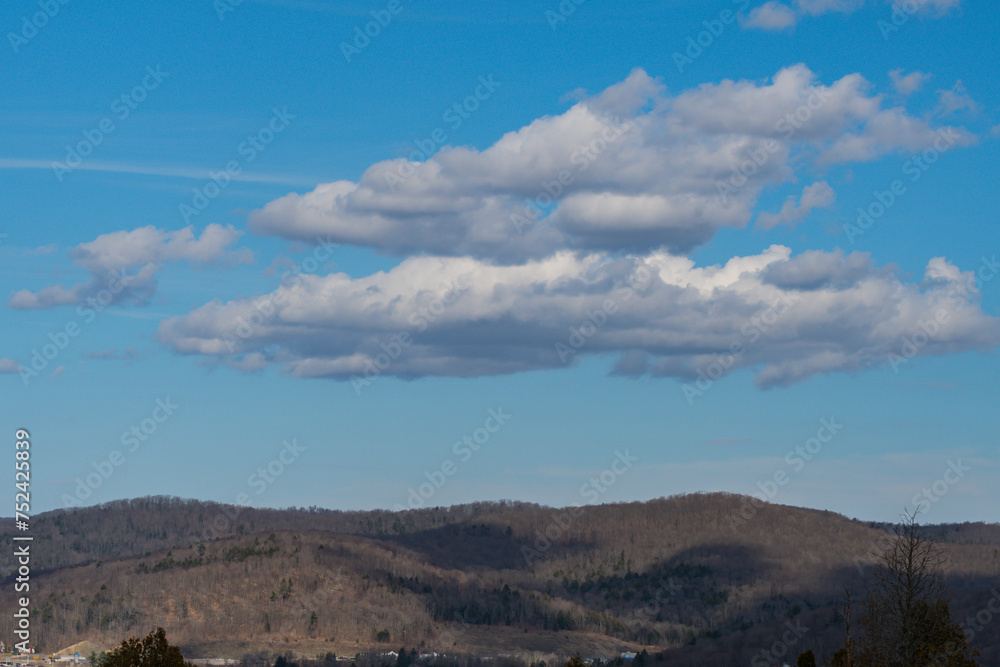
[846,510,978,667]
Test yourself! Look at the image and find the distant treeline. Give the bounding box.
[0,494,996,666]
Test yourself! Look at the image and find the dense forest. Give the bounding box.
[1,494,998,666]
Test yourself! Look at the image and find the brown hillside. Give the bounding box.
[1,494,997,666]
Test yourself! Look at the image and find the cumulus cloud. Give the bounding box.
[935,80,979,117]
[760,248,874,289]
[8,224,252,310]
[744,0,960,33]
[795,0,866,14]
[157,248,1000,388]
[756,181,835,229]
[742,2,798,29]
[149,66,997,390]
[820,110,972,164]
[742,0,865,31]
[250,65,966,261]
[889,69,930,96]
[0,358,21,373]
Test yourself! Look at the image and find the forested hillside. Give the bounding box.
[1,494,998,666]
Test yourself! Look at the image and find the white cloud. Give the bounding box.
[742,2,798,29]
[157,248,1000,388]
[250,65,965,261]
[742,0,961,33]
[71,224,252,272]
[795,0,865,14]
[0,358,21,374]
[756,181,836,229]
[889,69,930,96]
[820,110,972,163]
[154,67,1000,389]
[741,0,866,32]
[8,224,252,310]
[935,80,979,117]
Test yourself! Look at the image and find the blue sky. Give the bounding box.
[2,0,998,523]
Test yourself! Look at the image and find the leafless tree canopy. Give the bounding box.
[846,511,980,667]
[1,496,997,666]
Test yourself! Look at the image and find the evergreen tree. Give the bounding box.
[93,628,192,667]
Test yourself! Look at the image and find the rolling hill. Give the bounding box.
[1,494,998,666]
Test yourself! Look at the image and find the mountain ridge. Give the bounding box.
[2,494,998,666]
